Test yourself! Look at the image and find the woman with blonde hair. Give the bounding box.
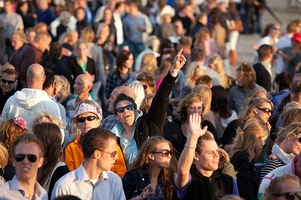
[174,92,217,149]
[262,174,301,200]
[179,62,205,98]
[261,122,301,181]
[122,136,177,200]
[207,54,235,90]
[228,63,257,114]
[230,119,270,200]
[58,29,79,52]
[55,75,73,108]
[140,53,158,75]
[193,27,219,59]
[222,97,273,151]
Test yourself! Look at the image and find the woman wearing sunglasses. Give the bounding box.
[63,100,126,177]
[122,136,177,200]
[230,119,270,200]
[262,174,301,200]
[260,123,301,181]
[111,49,186,168]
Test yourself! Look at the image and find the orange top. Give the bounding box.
[63,135,126,178]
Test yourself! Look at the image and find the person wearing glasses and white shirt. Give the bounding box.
[52,128,126,200]
[111,49,186,168]
[0,133,47,200]
[63,100,126,178]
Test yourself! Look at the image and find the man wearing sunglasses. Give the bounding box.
[0,133,47,199]
[0,67,17,113]
[52,128,126,200]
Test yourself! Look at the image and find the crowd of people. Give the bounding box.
[1,0,301,199]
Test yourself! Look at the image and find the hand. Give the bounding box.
[173,49,186,70]
[139,184,155,199]
[188,113,207,138]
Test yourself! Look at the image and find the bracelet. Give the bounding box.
[185,144,196,149]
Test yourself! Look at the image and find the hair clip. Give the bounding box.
[13,117,27,130]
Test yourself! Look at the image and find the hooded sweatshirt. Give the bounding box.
[1,88,61,129]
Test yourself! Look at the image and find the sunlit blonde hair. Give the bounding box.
[186,62,205,88]
[0,142,8,169]
[230,119,269,162]
[141,53,158,75]
[275,122,301,144]
[207,54,233,89]
[193,85,212,114]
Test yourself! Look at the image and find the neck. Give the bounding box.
[77,92,89,100]
[279,141,290,153]
[83,160,102,180]
[149,165,161,179]
[198,168,213,177]
[19,178,36,199]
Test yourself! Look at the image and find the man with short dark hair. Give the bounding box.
[175,113,239,199]
[0,133,47,199]
[0,67,18,113]
[52,128,125,200]
[254,44,274,91]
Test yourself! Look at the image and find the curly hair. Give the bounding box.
[282,108,301,128]
[0,118,27,163]
[174,93,203,123]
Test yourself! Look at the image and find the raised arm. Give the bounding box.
[175,113,207,189]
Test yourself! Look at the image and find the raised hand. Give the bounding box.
[170,49,186,77]
[188,113,207,138]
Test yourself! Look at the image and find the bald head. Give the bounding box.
[78,73,93,88]
[26,64,46,89]
[73,73,93,97]
[107,86,136,113]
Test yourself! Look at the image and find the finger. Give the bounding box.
[176,48,184,57]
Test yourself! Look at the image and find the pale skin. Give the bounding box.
[175,113,207,189]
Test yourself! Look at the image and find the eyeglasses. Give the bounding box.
[2,79,15,84]
[116,104,135,113]
[14,154,38,163]
[293,134,301,144]
[272,27,281,31]
[151,149,172,157]
[257,108,272,115]
[77,116,97,123]
[99,150,117,158]
[274,192,301,200]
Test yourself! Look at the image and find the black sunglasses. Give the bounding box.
[116,104,135,113]
[151,149,172,157]
[77,115,97,123]
[257,107,272,115]
[14,154,38,163]
[99,150,117,158]
[2,79,15,84]
[274,192,301,200]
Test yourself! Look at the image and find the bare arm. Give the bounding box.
[175,113,207,189]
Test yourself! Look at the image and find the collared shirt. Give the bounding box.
[52,164,126,200]
[51,164,94,200]
[0,176,48,200]
[92,171,126,200]
[101,115,119,131]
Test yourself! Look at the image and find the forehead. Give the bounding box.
[200,140,218,152]
[2,72,16,79]
[116,100,132,107]
[260,102,272,108]
[75,77,84,84]
[15,142,40,154]
[189,101,202,106]
[78,112,97,118]
[155,142,170,150]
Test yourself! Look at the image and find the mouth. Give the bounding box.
[21,167,30,172]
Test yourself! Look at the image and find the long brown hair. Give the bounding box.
[130,136,177,200]
[33,123,62,187]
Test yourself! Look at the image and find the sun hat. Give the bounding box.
[72,103,102,122]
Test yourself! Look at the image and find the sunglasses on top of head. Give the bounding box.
[116,104,136,113]
[151,149,172,157]
[14,154,38,163]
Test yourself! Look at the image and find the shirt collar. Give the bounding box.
[9,176,45,198]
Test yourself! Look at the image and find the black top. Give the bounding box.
[253,62,272,91]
